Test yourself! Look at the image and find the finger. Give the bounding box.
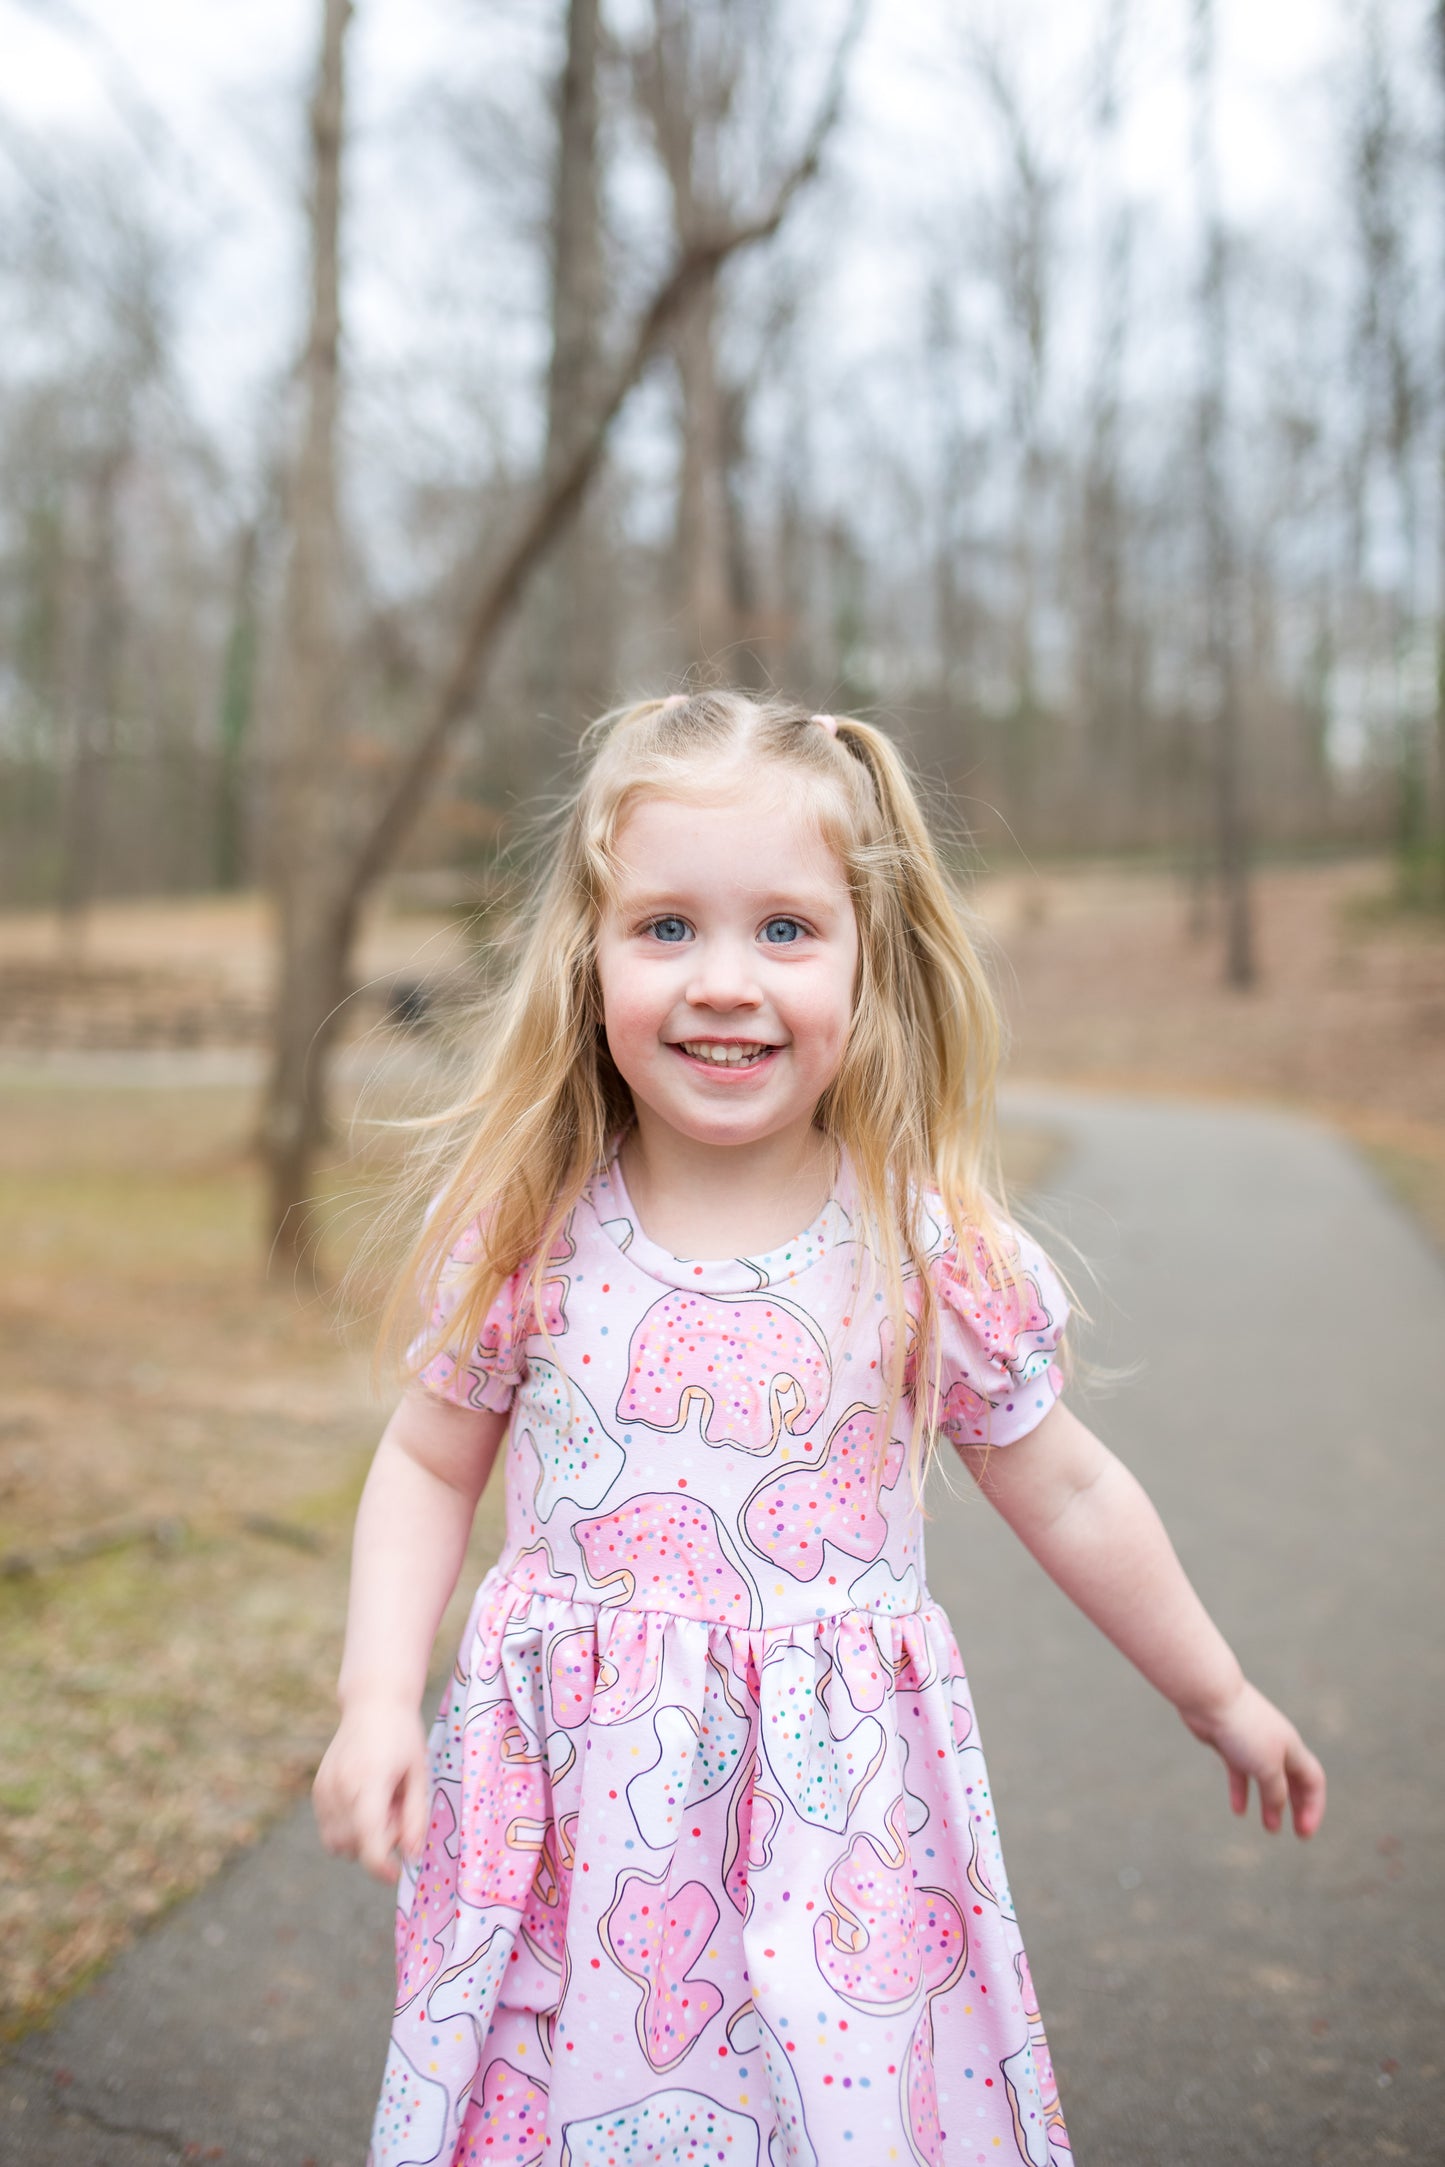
[1259,1768,1288,1834]
[1228,1766,1248,1818]
[1288,1746,1327,1839]
[316,1808,358,1861]
[352,1770,405,1883]
[359,1819,402,1884]
[311,1775,357,1860]
[400,1758,430,1866]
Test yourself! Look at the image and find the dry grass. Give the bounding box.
[1337,1112,1445,1259]
[0,1082,503,2040]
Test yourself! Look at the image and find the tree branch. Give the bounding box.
[341,0,866,916]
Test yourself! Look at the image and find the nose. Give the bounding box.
[684,935,763,1012]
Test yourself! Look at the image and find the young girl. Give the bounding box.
[314,692,1325,2167]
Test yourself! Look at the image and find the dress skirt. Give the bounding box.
[368,1564,1071,2167]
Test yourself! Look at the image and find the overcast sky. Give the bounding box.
[0,0,1353,459]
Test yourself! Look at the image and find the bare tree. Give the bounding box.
[634,1,736,668]
[969,36,1057,730]
[215,518,260,891]
[1190,0,1254,986]
[922,276,979,715]
[1348,0,1424,893]
[261,0,353,1257]
[1075,0,1135,834]
[260,0,863,1262]
[1431,0,1445,896]
[55,450,122,948]
[632,0,787,672]
[0,145,176,929]
[538,0,611,730]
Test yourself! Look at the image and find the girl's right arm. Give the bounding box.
[312,1384,509,1881]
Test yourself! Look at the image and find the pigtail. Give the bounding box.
[803,717,1016,1496]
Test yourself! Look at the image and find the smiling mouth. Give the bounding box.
[675,1040,779,1067]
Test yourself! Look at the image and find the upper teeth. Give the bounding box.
[681,1042,771,1065]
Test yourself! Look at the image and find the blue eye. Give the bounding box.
[762,917,805,945]
[648,916,691,943]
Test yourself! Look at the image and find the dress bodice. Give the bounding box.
[417,1153,1067,1632]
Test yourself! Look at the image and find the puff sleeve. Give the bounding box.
[928,1219,1069,1448]
[409,1217,528,1414]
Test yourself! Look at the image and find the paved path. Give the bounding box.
[3,1090,1441,2166]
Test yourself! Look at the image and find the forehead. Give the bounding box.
[608,786,849,902]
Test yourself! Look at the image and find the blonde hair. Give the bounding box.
[382,690,1031,1501]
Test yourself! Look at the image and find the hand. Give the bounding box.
[312,1696,429,1883]
[1181,1678,1326,1838]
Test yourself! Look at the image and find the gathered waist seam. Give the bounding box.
[489,1566,938,1630]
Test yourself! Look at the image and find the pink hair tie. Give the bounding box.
[812,712,839,737]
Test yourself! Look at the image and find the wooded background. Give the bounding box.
[2,0,1444,1242]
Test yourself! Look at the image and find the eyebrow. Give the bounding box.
[616,883,846,919]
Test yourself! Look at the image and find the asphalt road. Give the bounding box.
[3,1088,1440,2166]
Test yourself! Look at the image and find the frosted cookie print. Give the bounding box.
[741,1403,905,1580]
[575,1492,761,1626]
[591,1608,668,1725]
[602,1868,726,2070]
[1001,1951,1071,2167]
[722,1747,780,1917]
[394,1786,461,2013]
[456,1701,549,1909]
[758,1638,887,1829]
[617,1287,832,1453]
[516,1357,625,1521]
[625,1702,704,1851]
[455,2056,548,2165]
[559,2090,761,2167]
[371,2040,450,2167]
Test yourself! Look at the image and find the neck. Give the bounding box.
[618,1117,836,1258]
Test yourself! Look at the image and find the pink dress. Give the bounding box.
[370,1153,1072,2167]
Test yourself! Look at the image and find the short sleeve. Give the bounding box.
[409,1218,527,1414]
[928,1220,1069,1448]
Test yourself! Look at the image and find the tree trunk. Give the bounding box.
[721,376,765,689]
[969,38,1052,800]
[538,0,610,729]
[58,452,123,959]
[1433,0,1445,901]
[266,875,357,1266]
[1191,0,1254,988]
[636,0,739,672]
[1078,5,1133,838]
[262,0,352,1268]
[675,276,733,664]
[215,521,259,891]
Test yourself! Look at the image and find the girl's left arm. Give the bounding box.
[959,1399,1327,1838]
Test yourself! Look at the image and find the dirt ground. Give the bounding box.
[982,856,1445,1243]
[1,853,1442,2040]
[984,855,1445,1125]
[0,893,475,1052]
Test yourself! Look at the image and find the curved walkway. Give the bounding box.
[2,1089,1440,2165]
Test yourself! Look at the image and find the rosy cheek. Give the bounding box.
[599,980,662,1064]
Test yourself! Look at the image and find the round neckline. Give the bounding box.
[592,1142,854,1294]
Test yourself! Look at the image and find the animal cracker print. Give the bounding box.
[618,1288,832,1453]
[373,1158,1073,2166]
